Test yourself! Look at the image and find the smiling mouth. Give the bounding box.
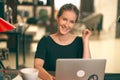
[61,26,69,32]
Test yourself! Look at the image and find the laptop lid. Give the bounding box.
[55,59,106,80]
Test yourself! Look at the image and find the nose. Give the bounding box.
[65,21,70,27]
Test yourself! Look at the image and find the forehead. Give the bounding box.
[61,10,77,20]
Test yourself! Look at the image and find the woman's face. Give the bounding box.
[57,10,77,35]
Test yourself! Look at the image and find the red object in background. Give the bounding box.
[0,18,16,32]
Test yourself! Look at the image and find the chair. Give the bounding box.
[0,48,9,69]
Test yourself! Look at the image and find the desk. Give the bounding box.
[3,69,120,80]
[5,69,120,80]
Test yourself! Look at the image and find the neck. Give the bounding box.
[55,32,72,42]
[51,32,75,45]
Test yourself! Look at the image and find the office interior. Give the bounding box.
[0,0,120,76]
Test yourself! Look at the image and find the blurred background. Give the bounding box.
[0,0,120,74]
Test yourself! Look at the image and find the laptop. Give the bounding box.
[55,59,106,80]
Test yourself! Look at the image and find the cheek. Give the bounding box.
[57,19,61,25]
[69,24,75,29]
[58,19,65,25]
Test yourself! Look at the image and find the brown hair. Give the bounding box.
[57,3,79,22]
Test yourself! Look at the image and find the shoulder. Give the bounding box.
[74,36,83,43]
[38,35,50,43]
[37,35,51,47]
[40,35,50,40]
[73,36,83,46]
[75,36,82,41]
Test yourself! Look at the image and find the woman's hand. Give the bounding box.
[82,29,92,41]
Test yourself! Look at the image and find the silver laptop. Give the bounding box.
[55,59,106,80]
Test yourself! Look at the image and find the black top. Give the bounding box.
[35,36,83,71]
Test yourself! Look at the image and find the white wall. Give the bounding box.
[94,0,117,32]
[92,0,119,73]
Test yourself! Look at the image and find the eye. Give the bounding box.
[70,20,75,24]
[63,18,67,21]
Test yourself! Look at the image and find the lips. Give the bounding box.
[61,25,70,33]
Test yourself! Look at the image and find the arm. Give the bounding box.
[34,36,55,80]
[82,29,92,58]
[34,58,55,80]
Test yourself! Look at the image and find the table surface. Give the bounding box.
[3,69,120,80]
[3,69,42,80]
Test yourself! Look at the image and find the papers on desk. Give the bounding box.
[12,75,22,80]
[12,75,42,80]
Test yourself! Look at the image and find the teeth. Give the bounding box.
[63,26,68,31]
[63,28,67,31]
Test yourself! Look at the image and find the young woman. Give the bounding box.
[34,3,92,80]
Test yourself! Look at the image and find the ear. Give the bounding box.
[56,17,59,23]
